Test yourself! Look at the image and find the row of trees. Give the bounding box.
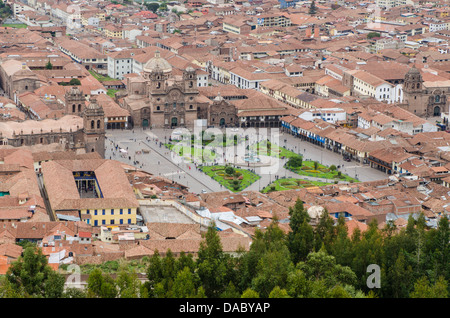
[0,199,448,298]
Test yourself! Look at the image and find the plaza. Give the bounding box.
[105,127,389,194]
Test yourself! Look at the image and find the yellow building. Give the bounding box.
[41,159,139,227]
[103,25,123,38]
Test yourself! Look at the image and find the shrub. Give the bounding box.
[313,161,319,170]
[225,166,235,175]
[288,155,303,168]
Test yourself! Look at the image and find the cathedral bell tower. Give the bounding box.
[65,86,85,115]
[182,66,198,93]
[83,95,105,158]
[404,65,423,94]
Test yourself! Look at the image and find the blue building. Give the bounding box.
[279,0,300,9]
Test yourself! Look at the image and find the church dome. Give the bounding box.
[407,65,420,75]
[86,95,100,110]
[143,50,172,74]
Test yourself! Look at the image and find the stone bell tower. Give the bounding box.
[65,86,85,116]
[83,95,105,157]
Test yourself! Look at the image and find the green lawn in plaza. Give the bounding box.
[200,165,260,192]
[249,140,299,159]
[261,178,332,193]
[285,155,359,182]
[165,143,217,163]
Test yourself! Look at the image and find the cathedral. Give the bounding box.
[122,51,237,129]
[0,92,105,158]
[402,65,450,118]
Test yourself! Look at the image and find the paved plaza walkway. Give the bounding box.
[105,127,388,194]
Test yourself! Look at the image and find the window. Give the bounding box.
[102,220,106,225]
[97,120,101,129]
[94,210,98,215]
[102,209,105,215]
[120,209,123,214]
[120,219,123,224]
[128,219,131,224]
[128,209,131,214]
[91,120,94,129]
[111,209,114,215]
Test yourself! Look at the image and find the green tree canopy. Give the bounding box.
[6,246,65,298]
[69,78,81,86]
[145,2,159,13]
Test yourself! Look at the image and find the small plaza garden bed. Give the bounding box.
[200,165,260,192]
[285,155,358,182]
[261,178,333,193]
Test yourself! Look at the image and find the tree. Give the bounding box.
[287,199,314,263]
[220,282,241,298]
[287,156,302,168]
[238,218,286,292]
[6,246,65,298]
[197,221,229,298]
[45,60,53,70]
[0,275,27,298]
[86,268,117,298]
[287,268,309,298]
[172,267,201,298]
[146,250,164,291]
[330,216,353,266]
[313,209,336,253]
[251,245,293,297]
[159,2,168,11]
[410,276,448,298]
[241,288,259,298]
[145,2,159,13]
[367,32,381,39]
[69,78,81,86]
[116,267,142,298]
[62,287,87,298]
[308,0,317,15]
[297,247,358,291]
[432,216,450,281]
[269,286,290,298]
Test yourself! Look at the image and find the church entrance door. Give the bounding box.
[142,119,149,127]
[171,117,178,127]
[220,118,225,126]
[434,106,441,116]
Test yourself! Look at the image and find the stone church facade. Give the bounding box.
[2,94,105,158]
[402,66,450,118]
[122,51,237,129]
